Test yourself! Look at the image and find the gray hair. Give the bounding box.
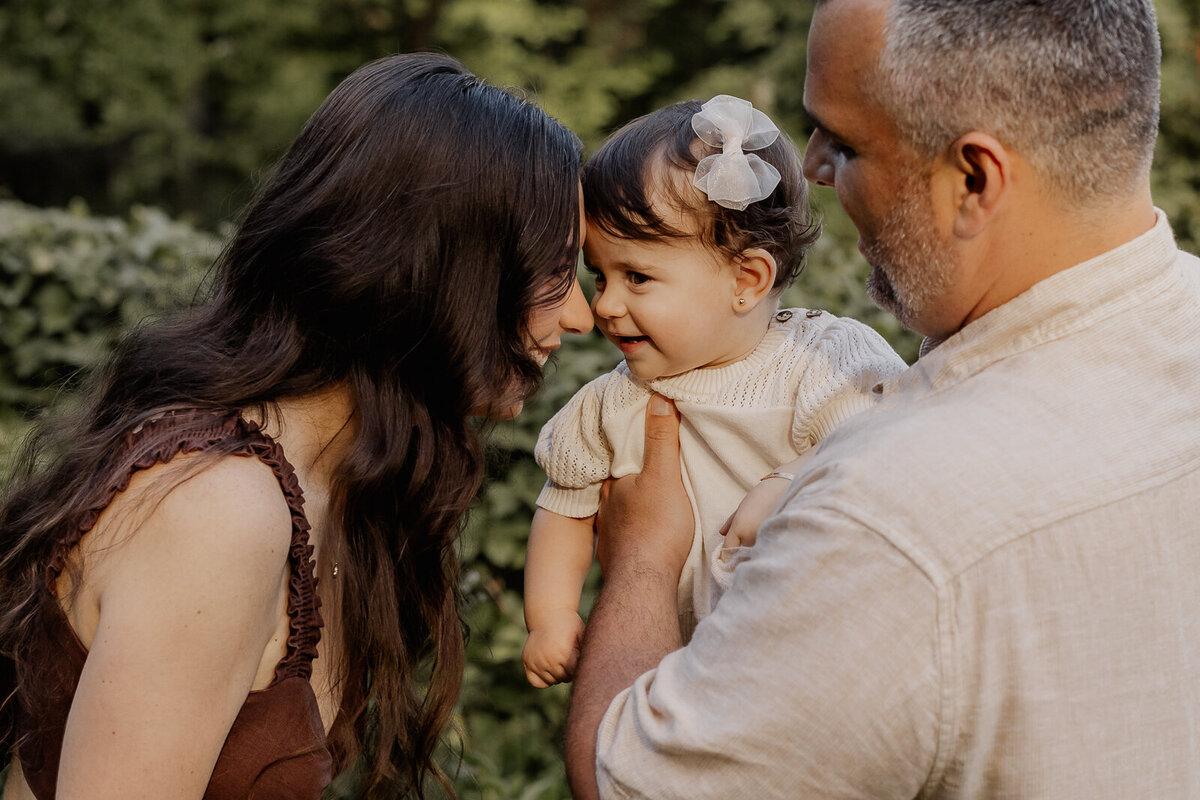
[874,0,1161,209]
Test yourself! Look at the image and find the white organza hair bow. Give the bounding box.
[691,94,781,211]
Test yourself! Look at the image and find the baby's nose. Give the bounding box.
[592,287,625,319]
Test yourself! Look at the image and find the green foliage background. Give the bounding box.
[0,1,1197,797]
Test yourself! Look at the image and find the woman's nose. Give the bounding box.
[559,277,593,334]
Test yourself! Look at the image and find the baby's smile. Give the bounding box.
[609,332,651,354]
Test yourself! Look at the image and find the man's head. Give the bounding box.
[878,0,1160,207]
[803,0,1161,337]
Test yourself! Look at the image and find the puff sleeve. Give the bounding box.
[534,372,617,519]
[790,316,907,449]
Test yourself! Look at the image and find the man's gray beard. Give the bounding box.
[861,175,957,332]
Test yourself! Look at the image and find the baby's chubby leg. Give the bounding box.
[523,507,596,688]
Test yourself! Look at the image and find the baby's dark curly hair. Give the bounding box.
[582,99,820,291]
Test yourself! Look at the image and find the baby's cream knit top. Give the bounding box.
[535,308,908,624]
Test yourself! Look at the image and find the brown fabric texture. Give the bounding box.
[15,409,333,799]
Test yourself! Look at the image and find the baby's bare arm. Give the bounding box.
[523,507,596,687]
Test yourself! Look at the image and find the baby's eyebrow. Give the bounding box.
[616,260,656,273]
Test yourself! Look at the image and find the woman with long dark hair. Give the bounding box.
[0,52,591,799]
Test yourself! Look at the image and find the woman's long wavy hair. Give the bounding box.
[0,53,582,797]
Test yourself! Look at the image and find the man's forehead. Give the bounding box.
[812,0,893,25]
[807,3,886,113]
[807,0,889,87]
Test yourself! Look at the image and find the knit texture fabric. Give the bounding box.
[535,309,907,628]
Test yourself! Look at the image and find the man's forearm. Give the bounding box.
[565,560,683,800]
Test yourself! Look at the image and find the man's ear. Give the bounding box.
[941,131,1010,239]
[732,248,778,312]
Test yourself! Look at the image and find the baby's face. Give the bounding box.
[582,221,747,382]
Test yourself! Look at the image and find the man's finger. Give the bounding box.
[640,393,682,479]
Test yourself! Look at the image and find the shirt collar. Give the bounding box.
[894,209,1179,394]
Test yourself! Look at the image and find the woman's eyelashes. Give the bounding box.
[584,263,605,288]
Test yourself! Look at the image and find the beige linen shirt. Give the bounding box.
[596,211,1200,799]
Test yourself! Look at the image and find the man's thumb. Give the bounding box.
[642,393,681,476]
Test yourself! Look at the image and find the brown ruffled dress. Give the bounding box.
[14,410,335,799]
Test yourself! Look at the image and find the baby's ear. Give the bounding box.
[732,248,777,312]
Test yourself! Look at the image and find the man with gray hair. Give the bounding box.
[565,0,1200,798]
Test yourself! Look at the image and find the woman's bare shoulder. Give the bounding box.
[69,452,295,641]
[92,449,292,548]
[51,452,302,798]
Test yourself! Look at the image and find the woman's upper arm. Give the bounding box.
[57,455,294,800]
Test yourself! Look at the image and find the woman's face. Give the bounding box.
[489,187,593,419]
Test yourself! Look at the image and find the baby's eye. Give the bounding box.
[627,271,650,286]
[584,264,605,284]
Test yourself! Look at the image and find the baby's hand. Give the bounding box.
[719,473,795,550]
[721,452,818,548]
[522,612,585,688]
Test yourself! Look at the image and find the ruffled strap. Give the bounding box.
[45,408,323,684]
[242,423,324,683]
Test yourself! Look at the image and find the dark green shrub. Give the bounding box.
[0,200,221,469]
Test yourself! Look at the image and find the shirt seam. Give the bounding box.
[796,501,952,795]
[816,449,1200,794]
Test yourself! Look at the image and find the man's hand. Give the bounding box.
[595,393,694,580]
[566,393,694,800]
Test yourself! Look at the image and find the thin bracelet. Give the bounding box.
[760,471,796,482]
